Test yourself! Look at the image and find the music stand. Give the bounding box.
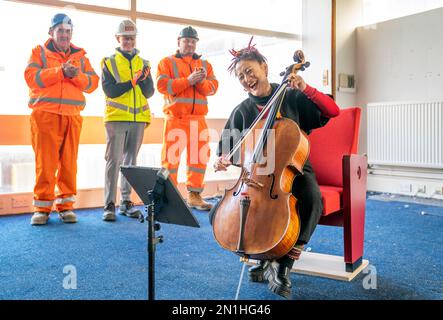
[120,166,200,300]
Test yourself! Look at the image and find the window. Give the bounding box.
[60,0,130,9]
[0,0,301,194]
[0,1,119,116]
[137,0,302,34]
[136,19,301,119]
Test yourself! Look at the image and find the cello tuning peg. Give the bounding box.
[280,66,289,77]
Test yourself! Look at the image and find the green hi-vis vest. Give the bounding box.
[103,50,151,123]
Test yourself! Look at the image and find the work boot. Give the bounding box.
[59,210,77,223]
[248,260,271,283]
[264,261,293,299]
[187,191,212,211]
[30,212,49,225]
[103,202,116,222]
[119,200,141,218]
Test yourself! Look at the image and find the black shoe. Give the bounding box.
[248,260,270,283]
[264,261,292,299]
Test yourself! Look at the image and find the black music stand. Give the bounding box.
[120,166,200,300]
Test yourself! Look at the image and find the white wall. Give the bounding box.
[332,2,443,199]
[355,7,443,199]
[335,0,362,109]
[309,0,365,147]
[302,0,332,93]
[356,7,443,103]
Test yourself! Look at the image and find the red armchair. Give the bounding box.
[308,107,367,273]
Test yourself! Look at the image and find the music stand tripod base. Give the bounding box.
[121,166,200,300]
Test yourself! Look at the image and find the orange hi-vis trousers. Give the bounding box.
[161,116,210,193]
[30,110,82,213]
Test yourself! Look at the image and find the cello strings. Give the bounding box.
[250,89,287,177]
[227,83,286,159]
[225,82,288,161]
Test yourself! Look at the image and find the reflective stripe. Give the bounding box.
[207,76,216,80]
[167,168,178,174]
[168,56,179,78]
[109,56,121,83]
[107,100,128,111]
[29,97,85,106]
[130,105,149,114]
[39,45,47,68]
[80,58,85,73]
[187,166,206,174]
[167,79,174,95]
[27,62,41,69]
[187,98,207,105]
[202,60,207,71]
[107,100,149,114]
[208,81,216,95]
[33,199,54,207]
[157,74,168,81]
[166,97,207,106]
[34,45,47,87]
[55,196,76,204]
[84,75,92,91]
[85,71,97,76]
[187,187,203,193]
[35,69,45,88]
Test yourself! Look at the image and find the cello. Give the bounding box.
[211,50,311,261]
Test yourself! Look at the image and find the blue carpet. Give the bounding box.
[0,198,442,300]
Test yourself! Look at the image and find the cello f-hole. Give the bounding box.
[233,181,244,196]
[268,174,278,199]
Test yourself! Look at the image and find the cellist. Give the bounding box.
[214,39,340,299]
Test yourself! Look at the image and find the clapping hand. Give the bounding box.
[187,67,206,85]
[62,61,79,78]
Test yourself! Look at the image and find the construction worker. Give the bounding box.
[101,20,154,222]
[157,26,218,211]
[24,13,99,225]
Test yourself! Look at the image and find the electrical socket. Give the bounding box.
[416,184,427,194]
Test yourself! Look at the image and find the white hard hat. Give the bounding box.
[116,19,137,36]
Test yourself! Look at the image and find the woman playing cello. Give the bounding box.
[213,38,340,299]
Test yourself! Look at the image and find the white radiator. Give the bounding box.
[367,101,443,169]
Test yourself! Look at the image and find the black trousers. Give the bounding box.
[278,160,323,268]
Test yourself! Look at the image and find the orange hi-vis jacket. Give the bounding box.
[156,53,218,118]
[24,39,99,115]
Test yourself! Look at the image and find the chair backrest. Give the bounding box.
[308,107,361,187]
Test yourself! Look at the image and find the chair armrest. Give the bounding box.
[342,154,367,263]
[343,154,368,210]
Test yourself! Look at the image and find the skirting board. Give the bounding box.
[245,252,369,281]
